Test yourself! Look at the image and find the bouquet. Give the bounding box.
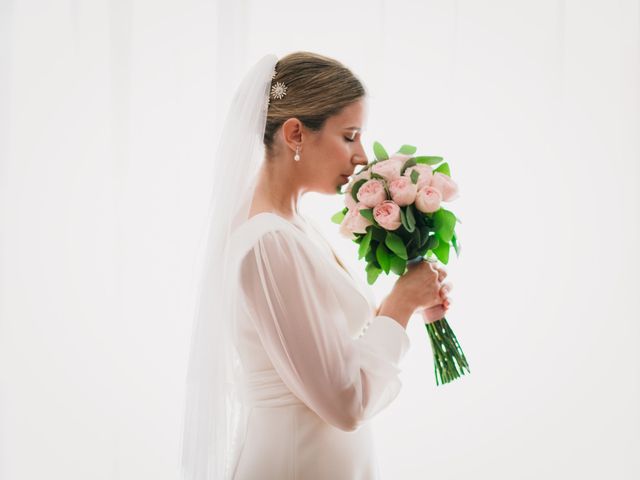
[331,141,470,385]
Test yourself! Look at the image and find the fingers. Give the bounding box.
[425,262,447,281]
[439,283,453,309]
[422,304,447,323]
[435,266,447,281]
[439,281,453,298]
[423,298,451,323]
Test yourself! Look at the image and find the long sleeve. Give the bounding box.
[238,227,411,432]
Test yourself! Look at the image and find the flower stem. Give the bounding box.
[425,317,470,385]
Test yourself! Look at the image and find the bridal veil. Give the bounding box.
[180,54,278,480]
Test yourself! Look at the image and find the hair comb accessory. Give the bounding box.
[265,68,284,110]
[270,81,287,99]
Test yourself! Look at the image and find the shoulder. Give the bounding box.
[229,213,306,266]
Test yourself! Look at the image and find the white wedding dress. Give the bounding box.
[227,211,411,480]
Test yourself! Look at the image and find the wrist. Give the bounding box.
[377,295,414,329]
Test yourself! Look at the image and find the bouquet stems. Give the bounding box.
[423,315,470,385]
[408,256,470,385]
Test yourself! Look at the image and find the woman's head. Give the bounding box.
[264,51,370,194]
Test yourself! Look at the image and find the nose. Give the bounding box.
[353,148,369,167]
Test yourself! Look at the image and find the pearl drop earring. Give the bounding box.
[294,145,300,161]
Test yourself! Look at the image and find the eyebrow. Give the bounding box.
[344,127,363,138]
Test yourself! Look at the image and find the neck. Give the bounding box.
[251,158,305,219]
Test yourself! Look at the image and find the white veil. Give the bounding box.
[180,53,278,480]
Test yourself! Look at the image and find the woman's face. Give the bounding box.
[302,98,370,194]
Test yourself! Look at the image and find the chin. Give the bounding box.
[317,184,339,195]
[316,179,346,195]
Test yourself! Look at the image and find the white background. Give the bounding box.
[1,1,638,479]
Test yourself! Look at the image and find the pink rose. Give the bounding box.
[344,191,357,210]
[388,152,413,163]
[356,179,387,208]
[429,172,459,202]
[370,157,405,181]
[373,200,402,230]
[403,164,433,190]
[415,186,442,213]
[339,219,355,240]
[388,176,418,207]
[346,168,372,195]
[351,168,371,184]
[339,203,373,239]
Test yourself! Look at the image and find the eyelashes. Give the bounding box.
[344,137,355,142]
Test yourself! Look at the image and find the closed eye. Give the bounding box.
[344,137,355,142]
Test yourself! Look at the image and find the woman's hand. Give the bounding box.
[422,265,453,322]
[376,260,453,328]
[392,259,449,311]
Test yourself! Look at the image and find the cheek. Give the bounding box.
[331,139,351,161]
[314,138,351,177]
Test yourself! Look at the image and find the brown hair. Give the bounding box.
[264,51,367,156]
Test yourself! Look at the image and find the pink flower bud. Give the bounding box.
[388,176,418,207]
[373,200,402,231]
[339,202,373,239]
[429,172,459,202]
[415,186,442,213]
[356,179,387,208]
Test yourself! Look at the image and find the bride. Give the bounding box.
[180,51,452,480]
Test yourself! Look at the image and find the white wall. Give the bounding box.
[1,1,638,479]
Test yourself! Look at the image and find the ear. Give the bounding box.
[281,118,304,151]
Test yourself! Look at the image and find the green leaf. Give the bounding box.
[432,234,450,264]
[365,248,376,263]
[397,144,417,155]
[413,156,443,165]
[389,254,407,275]
[331,208,346,224]
[432,208,456,243]
[425,234,439,250]
[405,205,416,232]
[399,206,416,233]
[410,169,420,184]
[384,185,392,201]
[406,236,414,249]
[373,141,389,161]
[419,226,430,246]
[358,229,372,259]
[385,231,408,260]
[371,227,386,242]
[375,242,391,274]
[350,178,368,203]
[413,227,421,249]
[366,262,382,285]
[399,208,408,231]
[400,158,417,175]
[359,208,374,223]
[433,162,451,176]
[452,231,460,257]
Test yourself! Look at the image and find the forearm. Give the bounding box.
[376,295,414,329]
